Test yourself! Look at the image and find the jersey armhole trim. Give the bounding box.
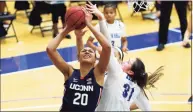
[92,67,104,88]
[64,65,75,80]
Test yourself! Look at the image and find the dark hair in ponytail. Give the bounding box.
[130,58,164,99]
[130,58,148,89]
[146,66,164,89]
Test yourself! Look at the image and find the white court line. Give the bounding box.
[1,28,189,76]
[0,29,186,76]
[1,41,185,77]
[1,101,191,111]
[170,28,193,36]
[170,28,181,33]
[128,41,183,53]
[1,60,78,77]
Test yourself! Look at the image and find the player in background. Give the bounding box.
[87,3,128,55]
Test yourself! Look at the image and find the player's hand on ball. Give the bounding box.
[74,29,87,40]
[82,7,93,24]
[85,1,104,20]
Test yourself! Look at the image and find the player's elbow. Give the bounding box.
[46,46,56,54]
[102,42,111,52]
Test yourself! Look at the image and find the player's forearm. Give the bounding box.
[86,22,110,49]
[47,29,69,51]
[98,18,122,75]
[99,20,112,45]
[122,38,128,49]
[76,37,84,58]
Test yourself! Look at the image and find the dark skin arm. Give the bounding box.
[46,25,74,81]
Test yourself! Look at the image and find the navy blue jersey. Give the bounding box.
[60,68,103,112]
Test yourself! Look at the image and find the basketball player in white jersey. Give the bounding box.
[86,3,128,55]
[85,2,164,111]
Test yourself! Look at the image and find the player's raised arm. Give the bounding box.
[83,7,111,75]
[86,2,122,75]
[74,29,87,58]
[46,26,74,80]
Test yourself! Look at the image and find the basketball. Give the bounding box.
[65,6,86,30]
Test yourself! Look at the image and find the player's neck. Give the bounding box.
[80,63,93,78]
[107,20,115,24]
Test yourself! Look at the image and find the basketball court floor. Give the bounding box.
[1,2,192,111]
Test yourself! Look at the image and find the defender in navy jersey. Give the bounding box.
[47,7,111,112]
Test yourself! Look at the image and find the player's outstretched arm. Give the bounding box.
[83,7,111,75]
[85,2,111,45]
[86,2,122,75]
[46,26,74,80]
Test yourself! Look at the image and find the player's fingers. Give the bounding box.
[94,4,97,8]
[85,4,91,9]
[88,10,95,14]
[82,7,88,14]
[85,8,95,14]
[125,51,129,54]
[85,7,94,12]
[82,30,88,34]
[87,1,94,6]
[86,4,93,8]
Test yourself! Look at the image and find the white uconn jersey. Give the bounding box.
[91,20,126,48]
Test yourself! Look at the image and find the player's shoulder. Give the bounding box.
[129,80,140,89]
[133,83,141,93]
[115,20,125,27]
[70,68,80,76]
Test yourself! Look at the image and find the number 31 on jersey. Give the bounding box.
[122,83,134,101]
